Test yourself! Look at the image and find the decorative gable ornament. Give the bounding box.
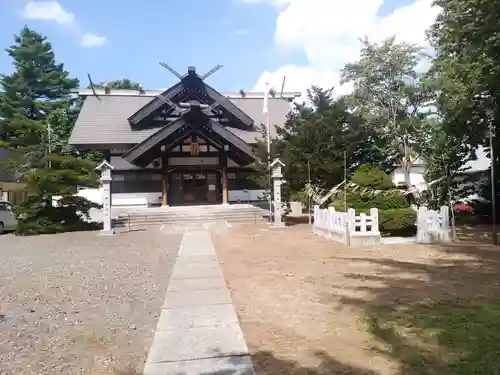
[270,158,285,179]
[95,160,114,180]
[189,140,201,156]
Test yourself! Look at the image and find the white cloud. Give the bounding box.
[21,1,106,47]
[80,33,106,48]
[235,28,250,35]
[238,0,290,6]
[23,1,75,25]
[246,0,441,98]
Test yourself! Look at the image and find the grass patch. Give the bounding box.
[367,299,500,374]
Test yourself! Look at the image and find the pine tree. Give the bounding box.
[0,26,100,235]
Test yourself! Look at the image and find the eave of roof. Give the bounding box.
[69,93,295,147]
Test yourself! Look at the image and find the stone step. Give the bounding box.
[120,207,265,215]
[118,210,265,219]
[114,218,265,228]
[114,214,266,225]
[110,204,268,227]
[113,210,267,227]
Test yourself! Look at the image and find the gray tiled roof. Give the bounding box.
[69,94,294,147]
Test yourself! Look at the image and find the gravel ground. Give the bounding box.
[0,229,182,375]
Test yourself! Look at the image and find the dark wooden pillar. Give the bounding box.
[220,152,228,204]
[103,149,111,162]
[161,149,168,207]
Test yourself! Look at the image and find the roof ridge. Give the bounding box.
[73,88,301,99]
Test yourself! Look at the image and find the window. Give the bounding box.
[111,172,162,194]
[228,170,262,190]
[0,202,12,211]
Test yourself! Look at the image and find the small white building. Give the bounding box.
[390,147,490,198]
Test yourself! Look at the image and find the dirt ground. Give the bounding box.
[212,223,500,375]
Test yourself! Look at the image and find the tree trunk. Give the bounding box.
[402,158,420,202]
[401,136,420,202]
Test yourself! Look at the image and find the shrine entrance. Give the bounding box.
[168,170,222,206]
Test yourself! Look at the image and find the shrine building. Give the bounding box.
[69,65,300,207]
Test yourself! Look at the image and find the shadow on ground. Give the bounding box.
[156,350,379,375]
[331,242,500,375]
[249,350,379,375]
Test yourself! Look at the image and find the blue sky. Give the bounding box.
[0,0,426,92]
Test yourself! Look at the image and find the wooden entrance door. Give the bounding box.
[168,170,222,206]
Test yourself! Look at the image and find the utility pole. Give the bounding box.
[489,124,497,245]
[263,82,272,222]
[344,151,348,212]
[308,160,311,224]
[344,151,350,247]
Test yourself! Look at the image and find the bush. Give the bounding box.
[379,208,417,236]
[329,165,416,237]
[351,164,394,190]
[373,193,409,210]
[331,192,408,211]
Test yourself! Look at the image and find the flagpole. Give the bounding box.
[264,82,272,222]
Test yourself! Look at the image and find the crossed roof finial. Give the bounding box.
[159,62,223,82]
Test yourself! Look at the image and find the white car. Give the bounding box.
[0,200,18,234]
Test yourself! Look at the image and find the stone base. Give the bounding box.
[97,229,116,236]
[269,222,286,229]
[349,233,381,247]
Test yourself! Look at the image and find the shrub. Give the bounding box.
[351,164,394,190]
[379,208,417,236]
[373,193,409,210]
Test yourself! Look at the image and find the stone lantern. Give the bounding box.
[95,160,115,236]
[270,158,285,228]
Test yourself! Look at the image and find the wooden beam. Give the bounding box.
[221,152,228,204]
[167,151,220,157]
[161,150,168,206]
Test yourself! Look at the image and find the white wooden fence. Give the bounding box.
[312,206,381,246]
[416,206,451,243]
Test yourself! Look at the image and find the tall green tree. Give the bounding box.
[0,27,78,150]
[417,118,474,207]
[428,0,500,144]
[341,37,434,200]
[428,0,500,218]
[0,26,99,235]
[276,94,371,195]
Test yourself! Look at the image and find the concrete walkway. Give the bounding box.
[143,228,256,375]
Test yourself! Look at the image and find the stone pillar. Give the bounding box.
[95,160,115,236]
[416,206,430,243]
[439,205,451,242]
[271,158,285,228]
